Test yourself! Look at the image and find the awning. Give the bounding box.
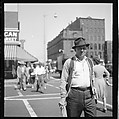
[4,45,38,62]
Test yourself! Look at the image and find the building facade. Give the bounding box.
[104,40,112,64]
[47,17,105,61]
[4,11,38,79]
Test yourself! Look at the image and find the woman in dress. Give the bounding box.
[93,56,112,112]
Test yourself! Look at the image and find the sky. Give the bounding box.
[4,3,112,63]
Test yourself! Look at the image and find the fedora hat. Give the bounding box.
[72,37,90,49]
[93,56,101,64]
[18,61,21,64]
[33,61,40,65]
[18,61,26,65]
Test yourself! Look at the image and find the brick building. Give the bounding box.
[47,16,105,61]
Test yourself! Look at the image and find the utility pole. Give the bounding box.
[43,13,57,63]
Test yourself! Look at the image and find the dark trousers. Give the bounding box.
[66,87,97,117]
[30,75,35,84]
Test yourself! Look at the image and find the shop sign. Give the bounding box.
[4,31,18,41]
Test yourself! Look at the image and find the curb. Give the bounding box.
[4,79,18,85]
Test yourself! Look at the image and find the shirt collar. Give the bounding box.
[74,55,87,62]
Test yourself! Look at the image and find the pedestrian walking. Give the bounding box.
[26,62,31,85]
[34,62,44,93]
[59,37,97,117]
[41,63,47,89]
[17,61,27,91]
[16,61,21,87]
[93,56,112,112]
[12,64,16,78]
[29,63,35,88]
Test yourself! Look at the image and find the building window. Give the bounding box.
[98,36,101,41]
[73,32,78,38]
[98,43,101,50]
[103,52,105,59]
[90,28,93,33]
[102,28,105,34]
[102,36,104,41]
[95,28,97,33]
[98,52,102,59]
[95,51,97,56]
[90,51,93,58]
[90,43,93,50]
[94,43,97,50]
[86,35,89,40]
[97,28,100,33]
[94,36,97,41]
[90,35,93,41]
[88,35,90,41]
[102,44,104,50]
[100,36,102,41]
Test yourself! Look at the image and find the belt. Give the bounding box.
[71,86,91,91]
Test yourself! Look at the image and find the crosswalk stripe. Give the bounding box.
[97,100,112,108]
[5,93,60,99]
[47,83,60,89]
[14,85,37,117]
[4,84,14,87]
[23,99,37,117]
[5,96,60,100]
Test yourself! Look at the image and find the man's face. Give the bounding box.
[75,46,87,57]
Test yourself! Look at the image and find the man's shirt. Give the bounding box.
[34,66,42,75]
[60,56,91,98]
[71,56,90,87]
[17,65,26,78]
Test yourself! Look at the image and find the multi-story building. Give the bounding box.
[47,16,105,61]
[104,40,112,64]
[4,11,38,79]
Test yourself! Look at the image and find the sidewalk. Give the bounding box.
[4,75,112,85]
[4,73,60,85]
[4,78,18,85]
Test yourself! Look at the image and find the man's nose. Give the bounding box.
[81,48,84,51]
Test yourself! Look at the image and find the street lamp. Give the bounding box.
[43,14,46,63]
[43,13,57,63]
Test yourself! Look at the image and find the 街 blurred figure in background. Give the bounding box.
[93,56,112,112]
[17,61,27,91]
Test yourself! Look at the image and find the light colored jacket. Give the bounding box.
[17,65,26,78]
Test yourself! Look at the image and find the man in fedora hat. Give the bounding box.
[34,62,45,93]
[59,37,97,117]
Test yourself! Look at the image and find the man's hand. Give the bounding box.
[92,87,97,95]
[59,97,67,107]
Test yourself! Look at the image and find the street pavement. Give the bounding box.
[4,73,113,117]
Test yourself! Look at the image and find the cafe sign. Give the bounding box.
[4,31,18,41]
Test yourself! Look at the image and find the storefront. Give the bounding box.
[4,11,38,79]
[4,41,38,79]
